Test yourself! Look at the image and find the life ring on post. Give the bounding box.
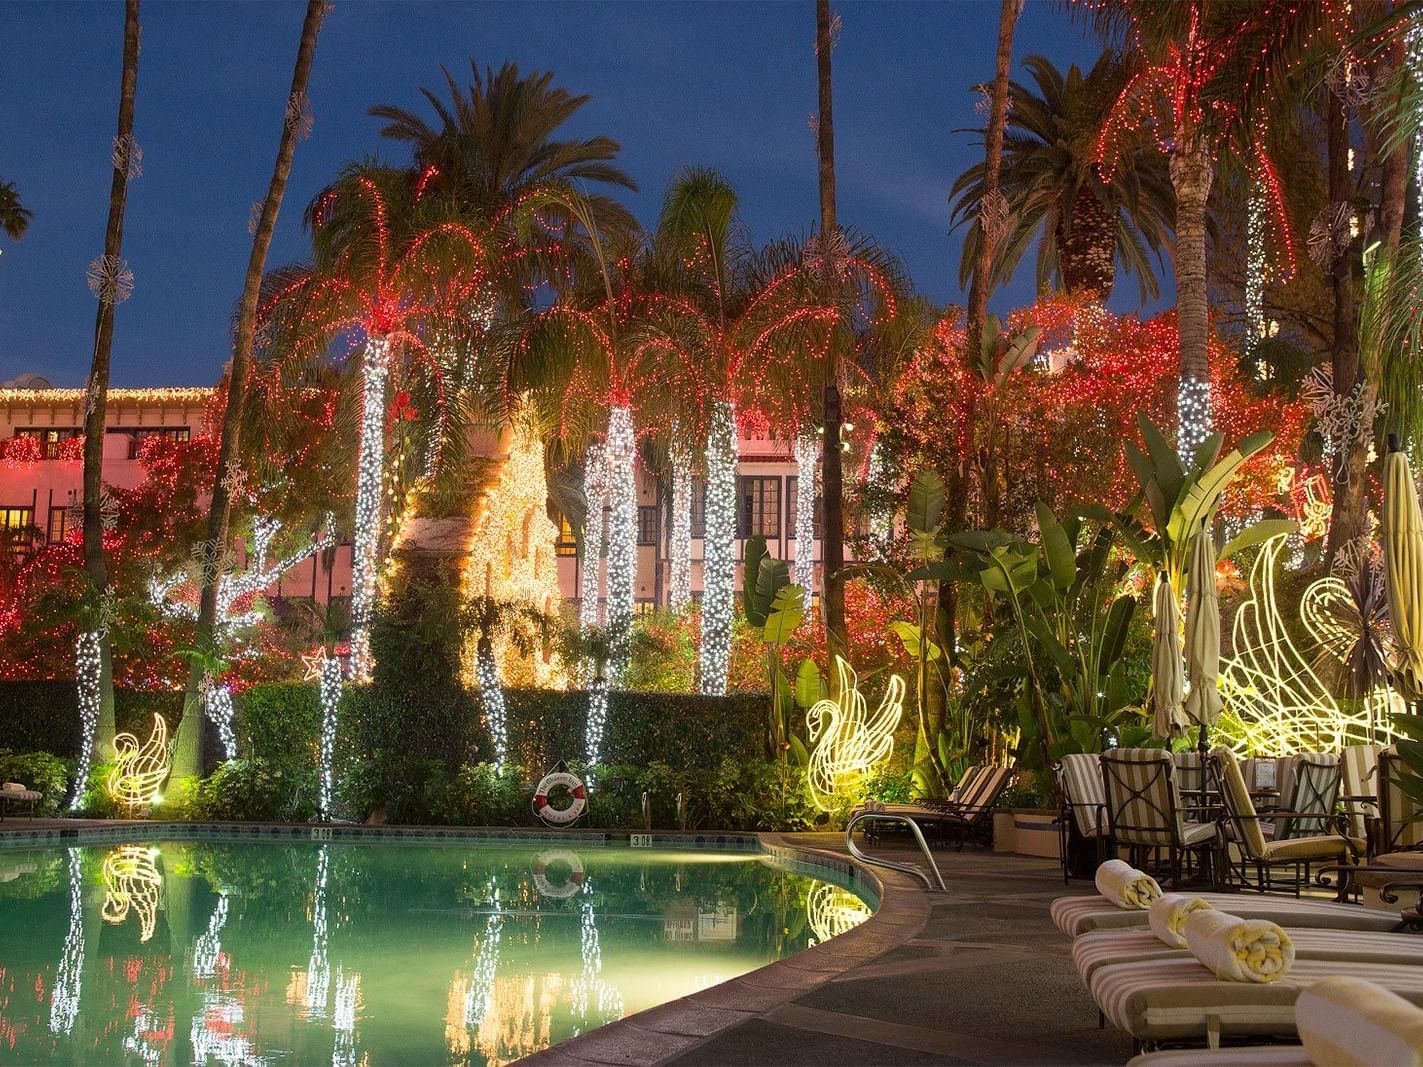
[531,850,586,899]
[532,770,587,827]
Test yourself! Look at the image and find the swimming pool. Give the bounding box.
[0,836,873,1064]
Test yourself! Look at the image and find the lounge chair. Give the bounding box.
[1210,747,1361,896]
[1057,752,1110,883]
[1100,749,1218,886]
[1090,955,1423,1049]
[854,764,1013,850]
[1049,892,1404,938]
[1340,743,1382,843]
[0,782,41,820]
[1272,753,1340,841]
[1378,748,1423,854]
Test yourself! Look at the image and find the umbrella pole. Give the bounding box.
[1197,722,1209,757]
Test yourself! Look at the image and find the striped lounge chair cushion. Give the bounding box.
[1059,753,1107,838]
[1073,927,1423,984]
[1049,894,1402,938]
[1092,957,1423,1042]
[1126,1047,1311,1067]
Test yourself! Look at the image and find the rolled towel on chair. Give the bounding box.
[1094,859,1163,909]
[1,782,24,793]
[1147,893,1213,948]
[1297,976,1423,1067]
[1183,908,1294,983]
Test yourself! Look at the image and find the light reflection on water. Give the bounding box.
[0,840,870,1065]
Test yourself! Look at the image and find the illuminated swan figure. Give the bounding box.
[806,657,904,811]
[807,882,872,944]
[107,714,170,811]
[100,845,163,943]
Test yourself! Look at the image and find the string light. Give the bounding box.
[106,714,170,811]
[579,442,607,647]
[333,968,359,1067]
[318,653,342,816]
[69,630,102,810]
[462,884,503,1031]
[305,845,331,1019]
[571,881,623,1031]
[100,845,162,942]
[699,400,738,695]
[794,431,818,611]
[604,404,636,682]
[586,675,608,783]
[48,849,84,1036]
[805,657,904,810]
[1177,375,1212,461]
[1244,180,1266,366]
[349,338,391,682]
[668,435,692,611]
[204,684,238,761]
[191,890,230,981]
[474,644,507,769]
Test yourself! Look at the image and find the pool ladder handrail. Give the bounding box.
[845,810,947,892]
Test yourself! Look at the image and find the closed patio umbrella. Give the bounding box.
[1184,522,1224,751]
[1151,570,1188,740]
[1383,439,1423,703]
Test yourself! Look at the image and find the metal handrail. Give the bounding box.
[845,811,947,891]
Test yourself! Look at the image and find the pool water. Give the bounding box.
[0,839,872,1065]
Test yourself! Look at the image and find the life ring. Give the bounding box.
[531,850,585,899]
[532,770,587,827]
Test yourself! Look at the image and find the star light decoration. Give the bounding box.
[802,227,851,280]
[87,255,134,305]
[1308,202,1357,267]
[65,489,121,532]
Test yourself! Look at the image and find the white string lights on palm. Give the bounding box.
[318,654,343,816]
[473,645,507,771]
[1177,376,1213,463]
[1244,180,1267,368]
[349,338,391,682]
[603,404,636,683]
[794,431,818,612]
[47,849,85,1036]
[578,441,608,655]
[68,631,104,810]
[668,434,693,612]
[699,400,738,696]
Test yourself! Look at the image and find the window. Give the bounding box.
[787,476,823,540]
[555,516,578,558]
[690,477,706,539]
[122,426,191,458]
[47,506,70,544]
[0,507,36,557]
[737,476,781,538]
[15,428,81,459]
[637,505,659,546]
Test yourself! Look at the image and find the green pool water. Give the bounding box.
[0,839,872,1065]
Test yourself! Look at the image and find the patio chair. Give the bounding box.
[0,782,41,821]
[853,764,1012,850]
[1049,888,1406,938]
[1341,742,1382,843]
[1100,749,1218,886]
[1209,747,1360,897]
[1378,748,1423,854]
[1172,750,1205,795]
[851,764,985,837]
[1057,753,1110,884]
[1272,753,1340,841]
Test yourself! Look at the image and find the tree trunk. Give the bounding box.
[668,435,692,611]
[964,0,1020,356]
[1324,88,1368,562]
[1375,33,1409,256]
[815,0,848,670]
[346,338,391,683]
[79,0,140,766]
[1169,137,1215,459]
[173,0,324,781]
[699,399,738,695]
[603,403,636,682]
[1057,184,1116,299]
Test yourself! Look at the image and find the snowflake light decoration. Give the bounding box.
[1301,365,1381,482]
[1326,63,1375,109]
[247,201,262,237]
[1308,202,1355,267]
[285,90,314,140]
[803,227,851,280]
[87,255,134,305]
[220,459,248,500]
[979,189,1010,253]
[111,134,143,180]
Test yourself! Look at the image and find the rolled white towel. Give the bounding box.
[1297,976,1423,1067]
[1147,893,1213,948]
[1,782,24,793]
[1183,908,1294,983]
[1094,859,1163,910]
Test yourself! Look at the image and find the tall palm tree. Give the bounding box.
[0,180,32,244]
[949,53,1174,302]
[173,0,326,782]
[75,0,140,795]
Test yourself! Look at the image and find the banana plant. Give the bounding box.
[742,536,805,760]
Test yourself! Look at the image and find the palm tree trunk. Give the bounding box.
[793,428,817,613]
[604,403,636,682]
[347,337,391,683]
[78,0,140,772]
[473,634,506,769]
[1057,186,1116,300]
[1169,135,1215,460]
[173,0,324,781]
[668,434,692,611]
[965,0,1020,355]
[815,0,848,669]
[699,398,738,695]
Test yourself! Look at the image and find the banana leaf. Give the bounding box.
[1035,502,1077,589]
[1166,430,1274,547]
[1219,518,1299,562]
[1138,412,1187,513]
[794,658,824,709]
[763,584,804,646]
[908,469,945,535]
[742,535,769,624]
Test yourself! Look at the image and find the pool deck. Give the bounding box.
[533,833,1129,1067]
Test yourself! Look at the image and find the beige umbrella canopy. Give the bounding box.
[1383,442,1423,702]
[1151,571,1188,739]
[1184,523,1224,738]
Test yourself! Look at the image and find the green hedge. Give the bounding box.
[0,682,185,755]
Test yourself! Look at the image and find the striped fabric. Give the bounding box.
[1342,744,1382,840]
[1102,749,1188,848]
[1173,750,1205,795]
[1059,753,1107,838]
[1049,893,1402,938]
[1072,927,1423,985]
[1092,957,1423,1042]
[1379,749,1423,851]
[1297,976,1423,1067]
[1276,753,1340,839]
[1212,746,1269,858]
[1126,1047,1310,1067]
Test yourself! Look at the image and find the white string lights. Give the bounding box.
[1177,376,1213,462]
[604,404,636,683]
[48,849,85,1036]
[579,442,608,642]
[699,400,738,695]
[333,968,359,1067]
[586,675,609,784]
[349,338,391,682]
[474,644,507,770]
[1244,180,1266,367]
[794,432,818,612]
[318,653,343,816]
[668,435,692,611]
[305,845,331,1019]
[571,884,623,1032]
[462,884,503,1031]
[191,891,230,981]
[204,684,238,761]
[69,631,103,810]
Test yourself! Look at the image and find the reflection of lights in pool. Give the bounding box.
[101,845,163,942]
[304,845,331,1019]
[807,883,872,945]
[192,890,229,980]
[47,849,84,1035]
[190,991,262,1066]
[333,968,359,1067]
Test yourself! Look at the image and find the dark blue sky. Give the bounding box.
[0,0,1129,388]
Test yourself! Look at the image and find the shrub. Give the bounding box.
[0,750,71,816]
[428,763,532,826]
[237,683,320,767]
[180,757,316,823]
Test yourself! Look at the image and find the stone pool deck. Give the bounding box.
[535,833,1129,1067]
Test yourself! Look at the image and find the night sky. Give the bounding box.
[0,1,1135,389]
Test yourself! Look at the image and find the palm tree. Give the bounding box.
[173,0,326,782]
[0,180,32,244]
[76,0,140,791]
[949,53,1174,302]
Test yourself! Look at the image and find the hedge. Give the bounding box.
[0,681,185,755]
